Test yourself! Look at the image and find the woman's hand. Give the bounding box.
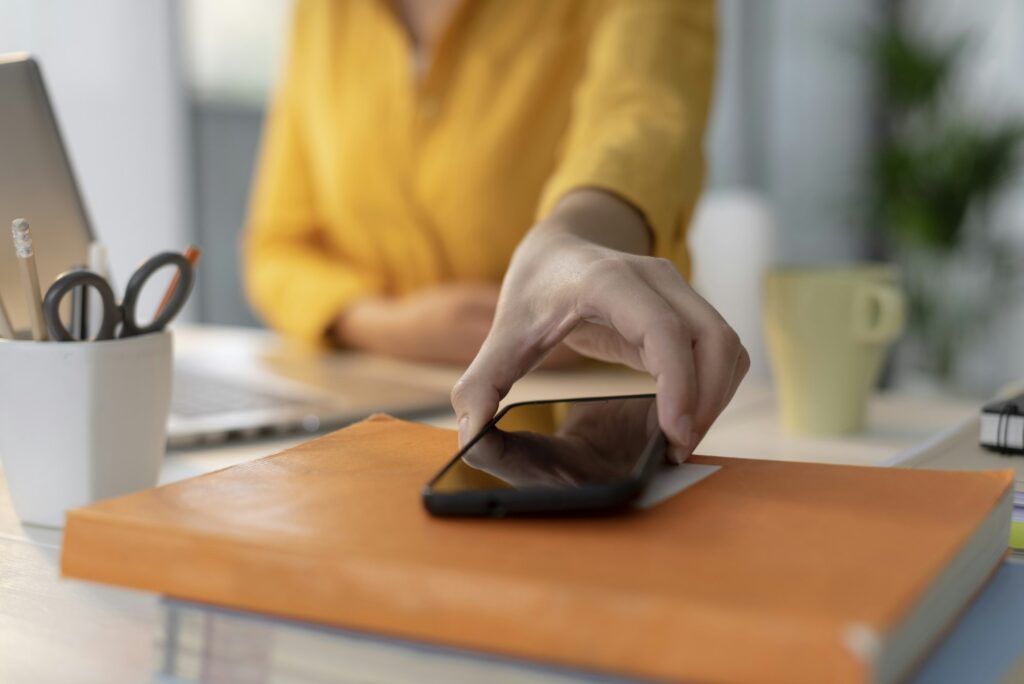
[451,189,749,462]
[334,282,500,365]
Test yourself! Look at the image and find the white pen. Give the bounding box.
[85,241,110,340]
[11,218,48,341]
[88,241,109,280]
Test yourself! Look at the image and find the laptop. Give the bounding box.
[0,54,451,446]
[0,54,94,329]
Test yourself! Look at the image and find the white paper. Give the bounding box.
[633,463,721,510]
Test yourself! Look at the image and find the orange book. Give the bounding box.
[61,416,1013,684]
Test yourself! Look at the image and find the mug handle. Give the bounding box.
[852,283,905,344]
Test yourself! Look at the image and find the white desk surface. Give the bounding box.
[0,326,979,684]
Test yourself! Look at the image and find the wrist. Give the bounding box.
[538,188,652,255]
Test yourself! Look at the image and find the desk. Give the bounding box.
[0,326,981,684]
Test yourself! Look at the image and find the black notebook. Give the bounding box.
[981,392,1024,454]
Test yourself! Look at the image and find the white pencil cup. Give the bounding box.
[0,331,172,527]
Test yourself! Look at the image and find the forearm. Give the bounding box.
[244,235,381,345]
[534,188,652,256]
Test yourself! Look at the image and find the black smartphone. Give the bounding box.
[422,394,665,517]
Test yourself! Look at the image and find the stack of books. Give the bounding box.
[980,390,1024,548]
[1018,494,1024,551]
[159,560,1024,684]
[159,599,624,684]
[63,416,1015,683]
[890,408,1024,551]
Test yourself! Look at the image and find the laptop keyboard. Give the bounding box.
[171,369,307,418]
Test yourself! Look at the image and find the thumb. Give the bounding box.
[451,332,539,447]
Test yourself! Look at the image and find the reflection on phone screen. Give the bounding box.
[431,396,660,493]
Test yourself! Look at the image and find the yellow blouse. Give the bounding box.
[243,0,714,344]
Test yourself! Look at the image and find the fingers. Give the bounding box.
[451,331,553,447]
[719,344,751,414]
[640,259,749,446]
[569,309,745,448]
[571,257,749,460]
[451,344,510,447]
[691,325,741,435]
[576,261,697,452]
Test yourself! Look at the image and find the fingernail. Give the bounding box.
[668,445,686,465]
[458,416,470,446]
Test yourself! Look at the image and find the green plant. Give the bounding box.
[868,5,1024,387]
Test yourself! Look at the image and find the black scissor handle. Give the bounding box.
[120,252,194,337]
[42,270,119,341]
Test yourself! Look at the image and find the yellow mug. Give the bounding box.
[763,265,905,435]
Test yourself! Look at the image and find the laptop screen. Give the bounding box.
[0,55,92,334]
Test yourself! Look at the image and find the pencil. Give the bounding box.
[10,219,48,341]
[0,292,13,339]
[155,245,200,317]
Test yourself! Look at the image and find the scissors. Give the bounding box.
[42,252,195,341]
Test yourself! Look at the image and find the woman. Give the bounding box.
[244,0,748,461]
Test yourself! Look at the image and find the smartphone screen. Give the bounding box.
[428,395,661,495]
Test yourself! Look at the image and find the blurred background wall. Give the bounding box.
[180,0,290,328]
[0,0,1021,395]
